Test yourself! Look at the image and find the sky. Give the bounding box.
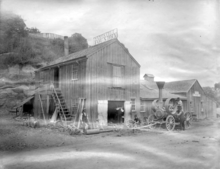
[1,0,220,87]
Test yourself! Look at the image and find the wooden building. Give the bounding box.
[140,75,217,120]
[164,79,217,119]
[34,39,140,127]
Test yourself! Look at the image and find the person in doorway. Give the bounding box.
[116,107,124,123]
[175,97,185,130]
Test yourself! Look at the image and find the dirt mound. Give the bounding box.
[0,65,36,110]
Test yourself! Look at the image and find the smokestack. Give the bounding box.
[64,36,69,56]
[156,81,165,103]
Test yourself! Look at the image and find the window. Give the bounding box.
[131,98,136,112]
[113,65,123,87]
[140,101,145,112]
[72,66,78,80]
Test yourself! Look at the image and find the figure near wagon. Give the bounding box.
[170,97,186,130]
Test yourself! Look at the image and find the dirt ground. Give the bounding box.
[0,110,220,169]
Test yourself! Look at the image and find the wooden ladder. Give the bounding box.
[74,98,86,128]
[51,87,72,123]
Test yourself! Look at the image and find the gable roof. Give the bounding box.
[164,79,197,93]
[140,80,186,100]
[39,39,140,70]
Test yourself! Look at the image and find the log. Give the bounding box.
[85,129,114,135]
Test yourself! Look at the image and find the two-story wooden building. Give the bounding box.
[34,38,140,127]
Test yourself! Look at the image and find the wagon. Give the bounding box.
[147,98,192,131]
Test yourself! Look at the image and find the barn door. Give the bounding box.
[193,97,201,119]
[97,100,108,126]
[124,101,132,124]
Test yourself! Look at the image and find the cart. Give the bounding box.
[147,98,192,131]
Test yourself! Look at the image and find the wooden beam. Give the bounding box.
[39,94,47,124]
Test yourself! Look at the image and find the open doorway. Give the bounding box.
[54,67,59,88]
[108,101,124,124]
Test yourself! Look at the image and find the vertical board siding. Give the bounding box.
[186,81,216,119]
[86,41,140,123]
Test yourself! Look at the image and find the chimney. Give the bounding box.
[143,74,154,82]
[156,81,165,104]
[64,36,69,56]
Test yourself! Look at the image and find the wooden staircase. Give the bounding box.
[51,88,72,123]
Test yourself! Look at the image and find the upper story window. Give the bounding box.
[113,65,122,87]
[140,101,145,112]
[72,66,78,80]
[131,98,136,112]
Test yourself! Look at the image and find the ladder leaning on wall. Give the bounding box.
[74,98,86,129]
[50,85,72,123]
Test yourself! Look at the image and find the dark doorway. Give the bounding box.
[108,101,124,124]
[23,98,34,116]
[54,67,59,88]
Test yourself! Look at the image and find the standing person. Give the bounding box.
[82,109,89,133]
[116,107,124,123]
[176,97,185,130]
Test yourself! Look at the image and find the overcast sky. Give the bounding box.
[1,0,220,87]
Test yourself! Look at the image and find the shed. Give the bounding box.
[164,79,217,119]
[34,38,140,127]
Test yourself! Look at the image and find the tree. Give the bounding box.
[26,27,41,34]
[203,87,216,100]
[69,33,88,53]
[203,86,220,106]
[0,11,28,53]
[214,82,220,91]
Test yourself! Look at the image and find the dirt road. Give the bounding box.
[0,111,219,169]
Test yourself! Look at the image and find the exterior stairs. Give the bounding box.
[51,88,72,122]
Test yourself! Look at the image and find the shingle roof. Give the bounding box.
[164,79,197,93]
[140,80,186,100]
[39,38,140,70]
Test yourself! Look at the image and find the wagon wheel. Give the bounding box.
[185,112,192,129]
[166,115,175,131]
[147,114,156,129]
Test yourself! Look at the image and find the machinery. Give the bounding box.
[147,82,191,131]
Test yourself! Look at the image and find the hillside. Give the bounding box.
[0,11,88,110]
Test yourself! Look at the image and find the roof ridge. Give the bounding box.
[166,79,196,83]
[39,39,118,70]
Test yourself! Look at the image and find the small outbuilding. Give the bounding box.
[164,79,217,119]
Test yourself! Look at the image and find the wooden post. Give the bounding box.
[39,94,47,124]
[46,94,50,119]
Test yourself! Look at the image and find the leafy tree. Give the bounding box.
[203,87,216,100]
[50,38,64,52]
[69,33,88,53]
[203,86,220,106]
[215,82,220,91]
[2,37,37,66]
[0,11,28,54]
[26,27,41,34]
